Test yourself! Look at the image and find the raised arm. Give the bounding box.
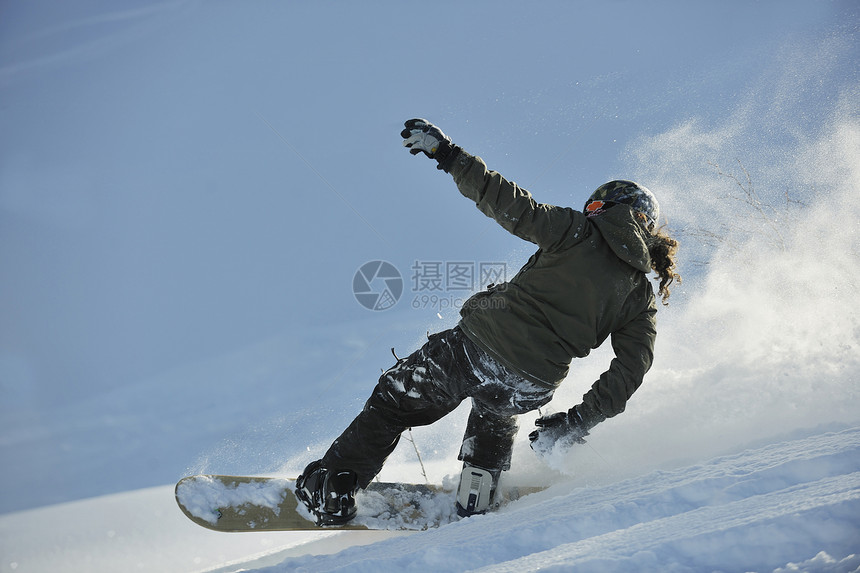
[401,118,586,251]
[449,150,586,251]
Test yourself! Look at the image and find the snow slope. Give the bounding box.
[2,426,858,572]
[0,483,363,572]
[260,428,860,573]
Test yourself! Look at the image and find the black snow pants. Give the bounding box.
[321,326,554,488]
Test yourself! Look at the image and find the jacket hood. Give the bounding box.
[590,205,652,273]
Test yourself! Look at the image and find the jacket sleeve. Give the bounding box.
[449,150,587,252]
[580,302,657,426]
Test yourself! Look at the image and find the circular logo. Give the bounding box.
[352,260,403,311]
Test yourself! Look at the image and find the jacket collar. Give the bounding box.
[589,205,652,273]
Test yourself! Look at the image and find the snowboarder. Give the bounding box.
[296,119,681,524]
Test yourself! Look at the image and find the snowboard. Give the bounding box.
[175,474,544,531]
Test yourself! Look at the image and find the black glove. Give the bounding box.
[400,118,459,171]
[528,406,589,455]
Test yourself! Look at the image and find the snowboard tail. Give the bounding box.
[175,474,544,532]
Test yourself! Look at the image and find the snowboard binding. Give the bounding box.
[455,463,500,517]
[295,460,359,526]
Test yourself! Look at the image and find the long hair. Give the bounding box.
[637,214,681,305]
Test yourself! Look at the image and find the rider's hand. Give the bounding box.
[401,118,459,171]
[528,406,590,455]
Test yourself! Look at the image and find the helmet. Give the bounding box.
[584,180,659,229]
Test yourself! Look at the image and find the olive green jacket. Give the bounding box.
[450,150,657,425]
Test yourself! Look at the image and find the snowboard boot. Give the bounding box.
[455,463,501,517]
[295,460,359,526]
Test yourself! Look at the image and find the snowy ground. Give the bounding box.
[2,426,859,572]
